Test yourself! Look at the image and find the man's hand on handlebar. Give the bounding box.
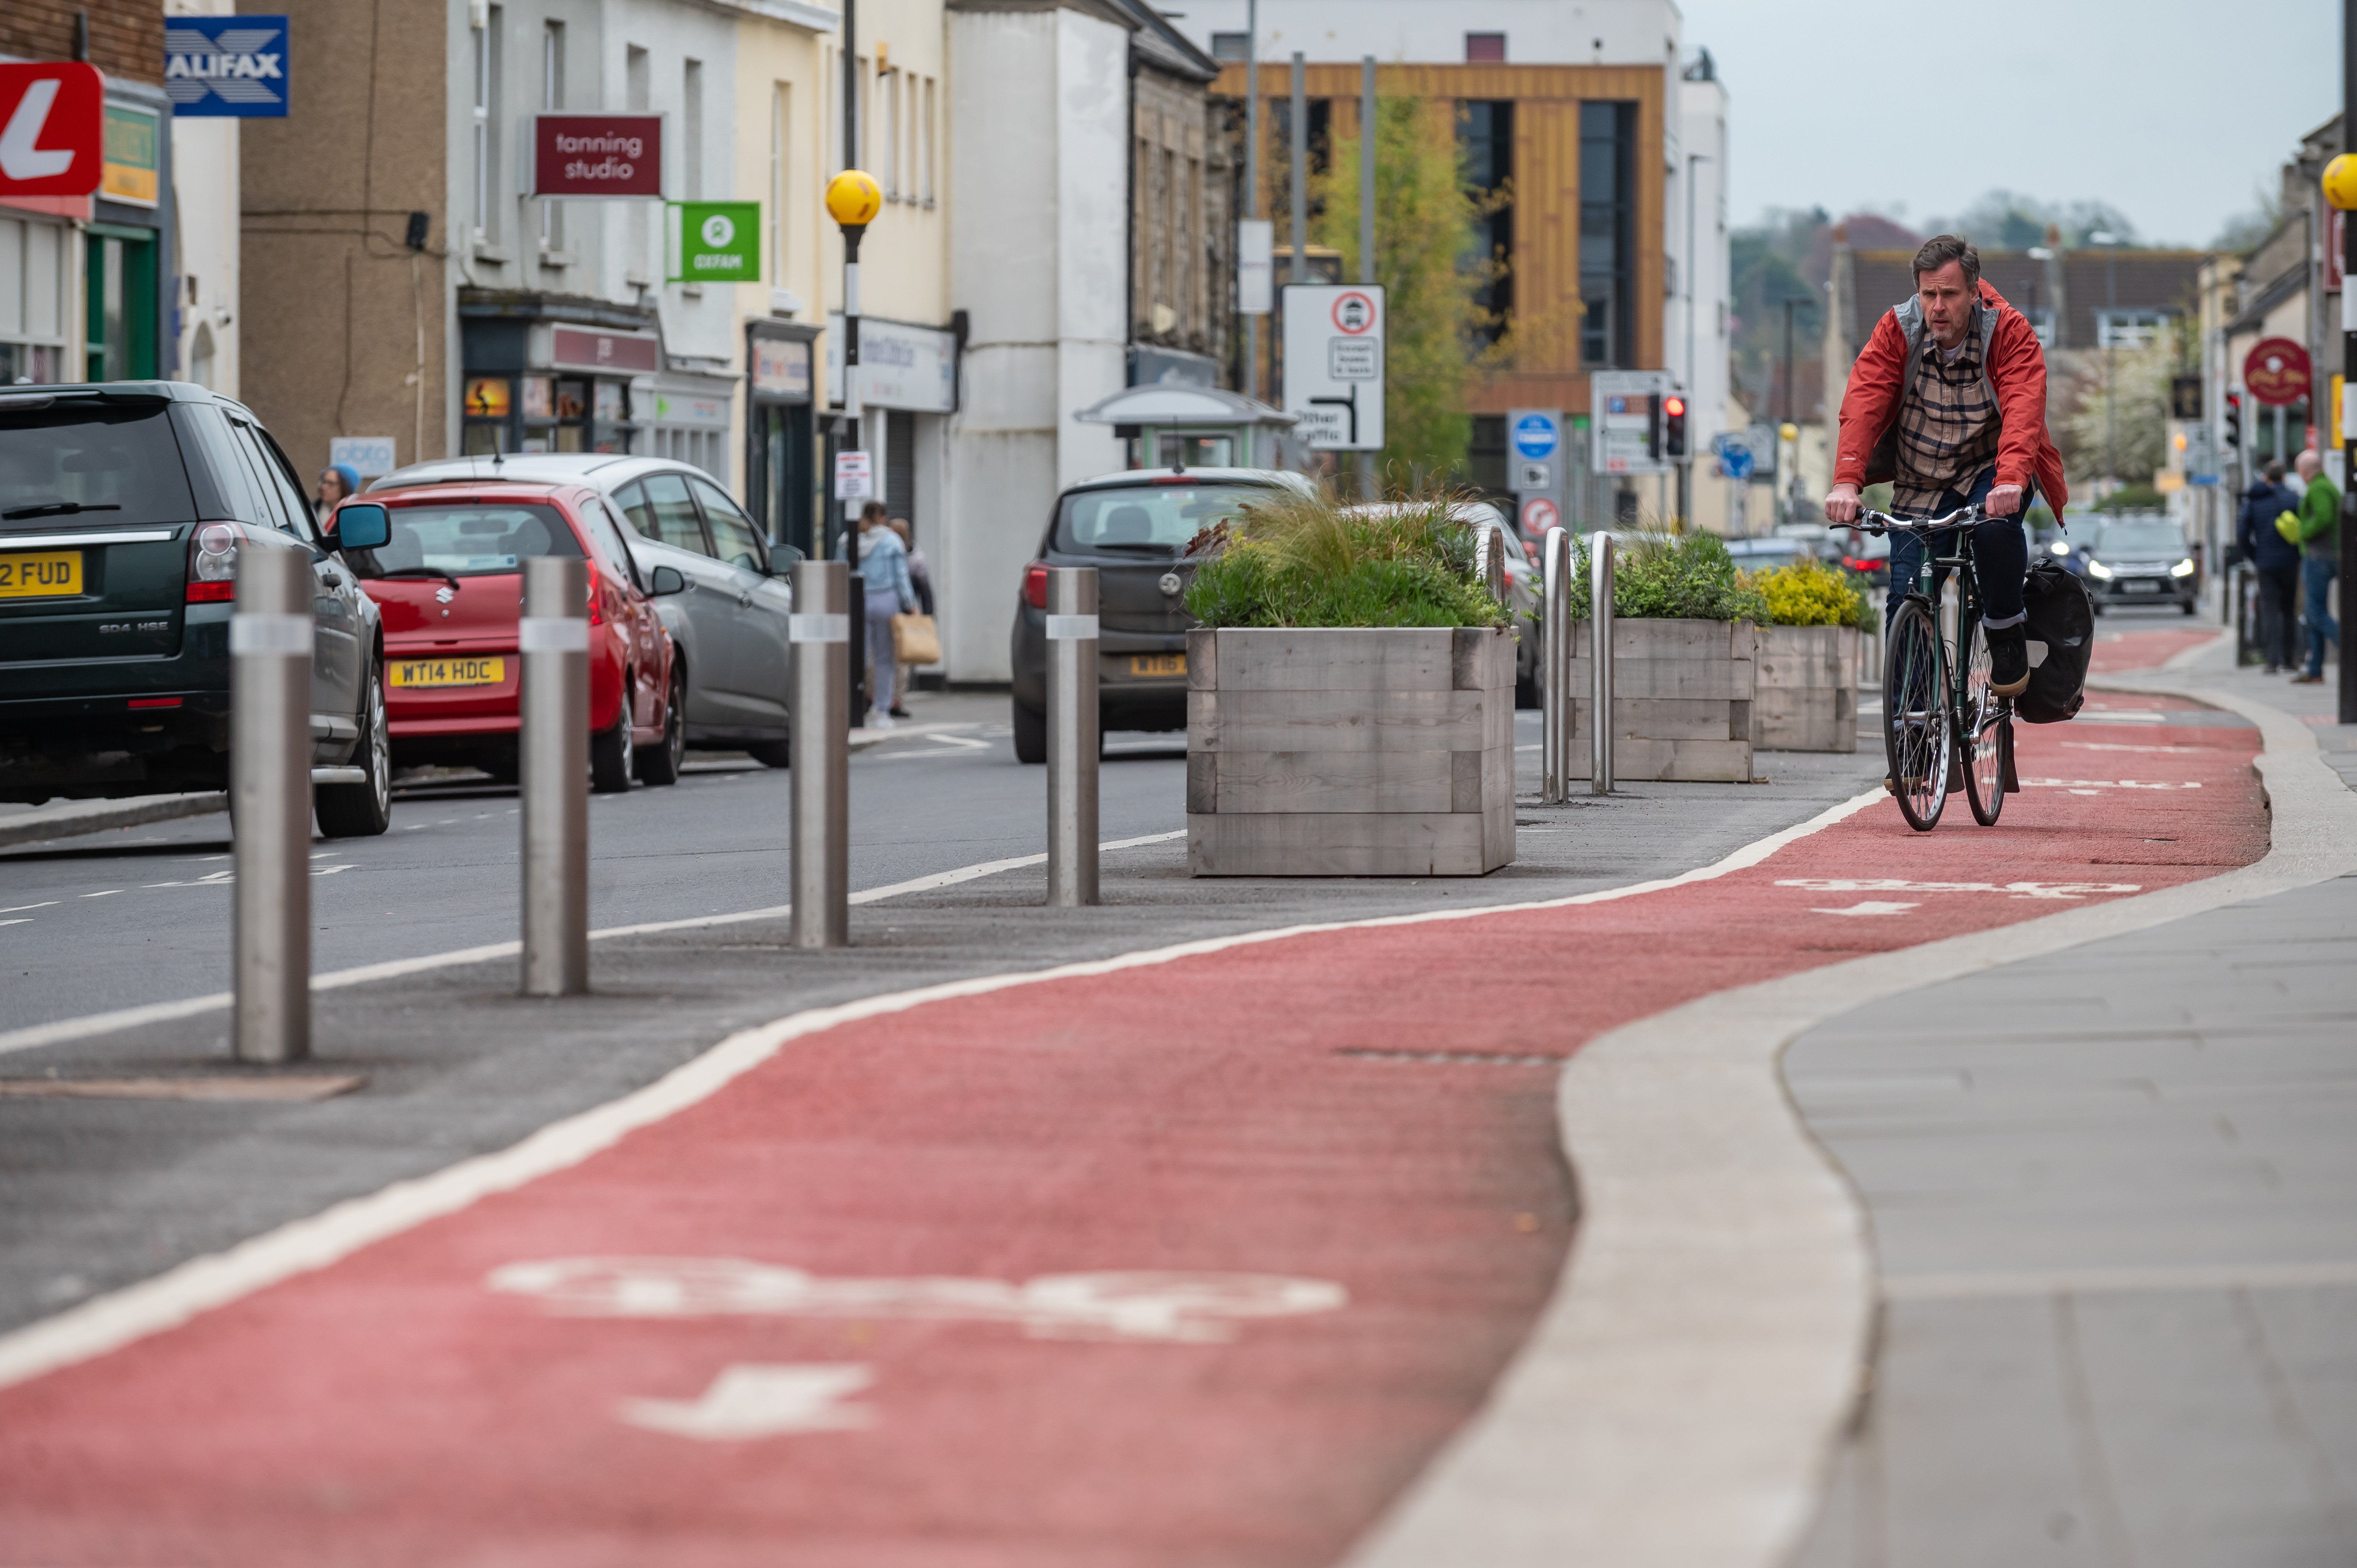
[1986,483,2023,517]
[1824,482,1861,524]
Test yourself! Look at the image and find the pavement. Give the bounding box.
[0,610,2340,1564]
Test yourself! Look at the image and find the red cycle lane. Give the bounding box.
[0,692,2265,1568]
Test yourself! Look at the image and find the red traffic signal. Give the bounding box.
[1663,396,1685,417]
[1662,394,1689,459]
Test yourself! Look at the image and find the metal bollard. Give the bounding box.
[1045,567,1100,907]
[790,560,851,946]
[1541,526,1571,803]
[230,544,313,1062]
[520,557,590,996]
[1590,531,1615,795]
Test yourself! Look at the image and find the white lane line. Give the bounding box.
[0,902,58,915]
[0,830,1190,1059]
[80,890,123,899]
[0,793,1884,1395]
[1811,901,1918,917]
[0,920,29,929]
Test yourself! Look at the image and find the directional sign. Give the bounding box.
[1281,284,1385,450]
[1714,432,1755,482]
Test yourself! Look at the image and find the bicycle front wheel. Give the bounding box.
[1960,617,2008,826]
[1884,598,1951,832]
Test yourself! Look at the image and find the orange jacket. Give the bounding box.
[1833,278,2069,520]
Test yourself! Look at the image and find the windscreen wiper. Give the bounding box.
[3,501,124,521]
[375,565,462,590]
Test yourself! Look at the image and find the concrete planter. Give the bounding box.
[1186,626,1515,876]
[1567,618,1757,782]
[1753,623,1862,753]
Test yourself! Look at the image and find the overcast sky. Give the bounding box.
[1678,0,2339,245]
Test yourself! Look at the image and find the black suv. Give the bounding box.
[0,382,392,836]
[1008,466,1314,763]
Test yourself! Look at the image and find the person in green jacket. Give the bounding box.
[2291,449,2340,683]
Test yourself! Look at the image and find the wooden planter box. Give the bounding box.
[1566,618,1756,782]
[1186,626,1515,876]
[1753,623,1861,753]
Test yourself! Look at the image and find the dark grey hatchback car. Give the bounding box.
[1008,466,1314,763]
[0,382,393,836]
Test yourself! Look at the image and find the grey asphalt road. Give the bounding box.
[0,693,1193,1034]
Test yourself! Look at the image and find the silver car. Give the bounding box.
[370,454,798,763]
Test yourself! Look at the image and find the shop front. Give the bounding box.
[746,321,819,558]
[457,291,661,456]
[822,313,957,557]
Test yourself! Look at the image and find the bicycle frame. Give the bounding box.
[1849,504,1997,743]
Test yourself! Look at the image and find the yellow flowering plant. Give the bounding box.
[1745,559,1877,632]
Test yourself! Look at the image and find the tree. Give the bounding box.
[2059,321,2177,486]
[1311,98,1488,479]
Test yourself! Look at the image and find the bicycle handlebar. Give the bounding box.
[1826,503,1986,536]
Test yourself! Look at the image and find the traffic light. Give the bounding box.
[1663,394,1689,458]
[2223,391,2242,450]
[1645,393,1663,456]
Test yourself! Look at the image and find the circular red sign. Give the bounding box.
[1519,497,1560,536]
[2244,337,2312,407]
[1330,291,1376,334]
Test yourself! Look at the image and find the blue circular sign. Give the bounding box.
[1511,414,1559,461]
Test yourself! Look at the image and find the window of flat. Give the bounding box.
[540,22,565,254]
[1210,32,1248,62]
[1580,101,1635,369]
[1465,33,1505,63]
[1458,102,1512,345]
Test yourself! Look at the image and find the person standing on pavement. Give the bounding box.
[2237,460,2304,673]
[855,502,917,727]
[1825,236,2069,699]
[888,517,930,720]
[315,463,361,523]
[2290,448,2341,684]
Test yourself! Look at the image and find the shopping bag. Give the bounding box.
[891,613,940,665]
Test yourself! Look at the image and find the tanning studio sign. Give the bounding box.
[164,16,289,117]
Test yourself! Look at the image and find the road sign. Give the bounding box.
[1516,461,1553,491]
[164,15,290,118]
[1591,371,1674,476]
[1281,284,1385,450]
[1519,496,1560,537]
[670,200,760,283]
[833,450,873,500]
[1511,412,1560,461]
[0,63,103,198]
[531,113,663,198]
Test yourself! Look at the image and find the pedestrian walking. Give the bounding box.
[315,463,361,523]
[2237,460,2304,672]
[889,518,931,720]
[2289,448,2341,684]
[853,501,917,727]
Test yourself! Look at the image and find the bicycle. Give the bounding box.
[1832,503,2015,832]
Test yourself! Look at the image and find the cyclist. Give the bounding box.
[1824,235,2069,697]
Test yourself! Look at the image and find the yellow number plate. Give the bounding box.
[0,551,82,599]
[1127,653,1187,676]
[391,656,506,688]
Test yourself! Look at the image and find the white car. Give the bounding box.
[371,454,799,763]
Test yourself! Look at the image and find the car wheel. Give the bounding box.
[315,656,394,838]
[590,683,635,794]
[1012,700,1046,765]
[636,663,687,785]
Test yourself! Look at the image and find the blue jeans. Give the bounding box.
[2302,554,2339,677]
[866,590,904,712]
[1885,468,2030,631]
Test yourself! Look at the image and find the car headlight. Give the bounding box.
[2049,540,2071,556]
[2170,557,2195,577]
[2086,559,2115,580]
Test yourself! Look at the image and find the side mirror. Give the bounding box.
[648,564,686,597]
[769,543,805,575]
[332,502,392,552]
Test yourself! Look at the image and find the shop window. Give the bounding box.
[0,215,68,385]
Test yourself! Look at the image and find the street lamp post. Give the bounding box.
[2092,230,2121,490]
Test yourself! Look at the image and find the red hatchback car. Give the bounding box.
[341,482,682,791]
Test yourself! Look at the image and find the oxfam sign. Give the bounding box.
[670,201,761,284]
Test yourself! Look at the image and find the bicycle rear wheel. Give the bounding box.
[1960,617,2008,826]
[1883,598,1951,832]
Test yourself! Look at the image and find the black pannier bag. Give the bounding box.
[2016,556,2093,723]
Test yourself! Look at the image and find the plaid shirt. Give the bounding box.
[1890,329,2001,515]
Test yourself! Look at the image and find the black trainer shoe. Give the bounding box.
[1986,624,2030,697]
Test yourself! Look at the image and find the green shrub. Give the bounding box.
[1748,559,1877,631]
[1566,531,1768,623]
[1182,488,1510,629]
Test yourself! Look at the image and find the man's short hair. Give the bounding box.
[2264,461,2287,481]
[1913,234,1981,290]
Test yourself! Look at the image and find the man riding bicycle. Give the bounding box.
[1824,235,2069,697]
